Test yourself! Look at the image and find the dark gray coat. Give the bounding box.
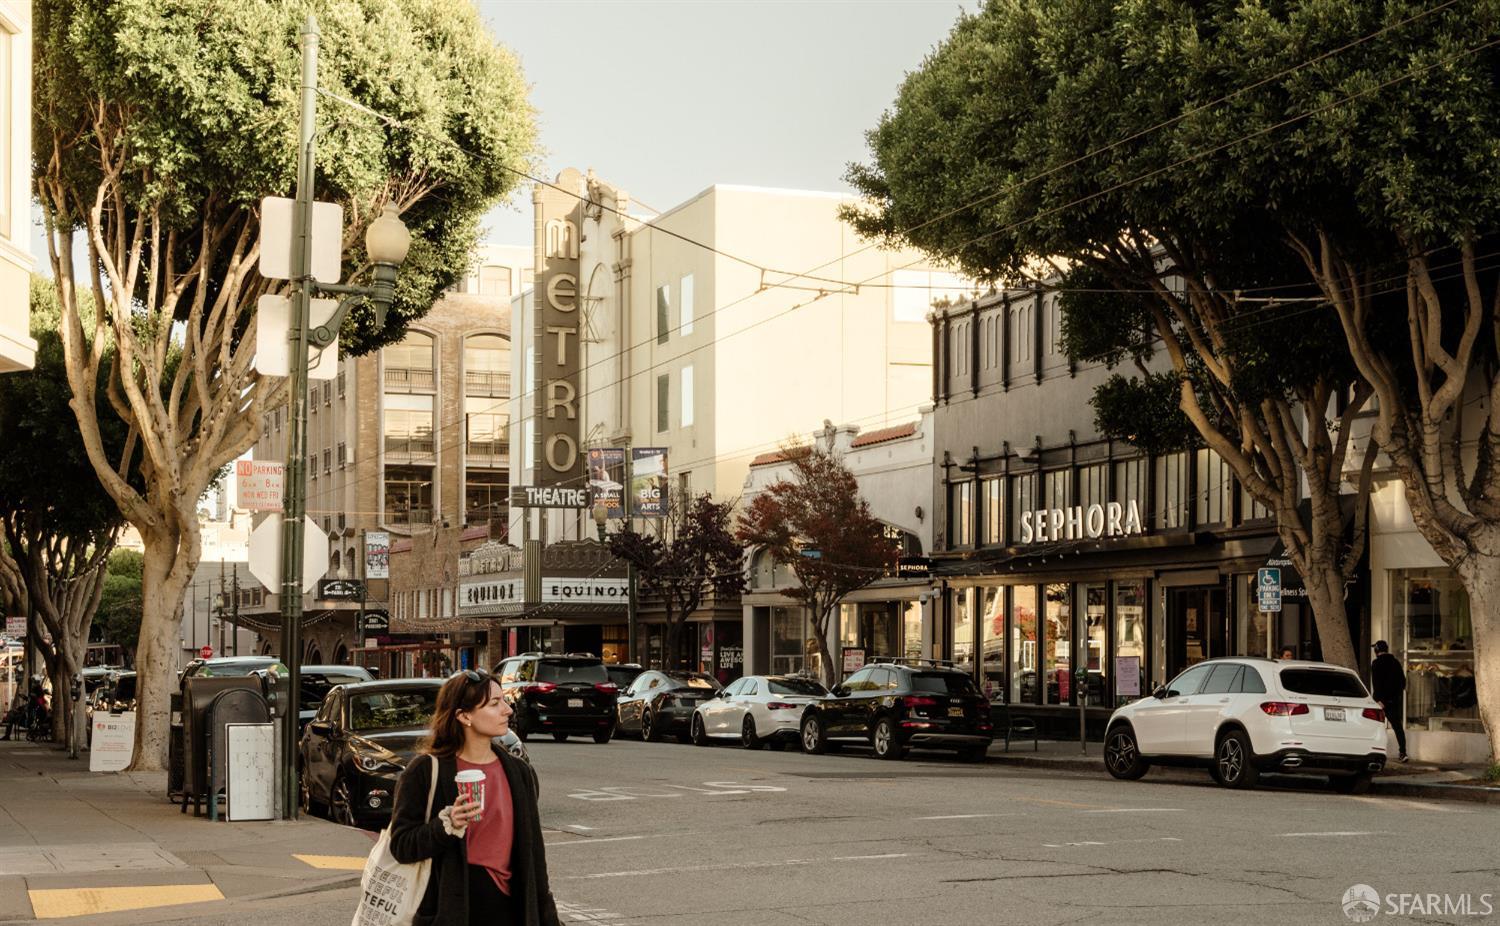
[389,747,560,926]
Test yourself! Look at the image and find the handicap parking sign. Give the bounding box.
[1257,567,1282,613]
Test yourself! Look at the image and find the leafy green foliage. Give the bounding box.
[95,551,145,659]
[1089,373,1196,457]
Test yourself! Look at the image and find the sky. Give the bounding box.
[470,0,980,246]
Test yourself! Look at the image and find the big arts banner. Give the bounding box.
[631,447,668,518]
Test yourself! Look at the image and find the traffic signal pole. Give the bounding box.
[278,14,319,822]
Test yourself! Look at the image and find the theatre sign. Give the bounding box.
[535,168,585,490]
[1019,500,1145,544]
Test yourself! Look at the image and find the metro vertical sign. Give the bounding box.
[534,169,584,490]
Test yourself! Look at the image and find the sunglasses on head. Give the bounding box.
[461,669,491,683]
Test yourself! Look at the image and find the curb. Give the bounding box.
[985,754,1102,774]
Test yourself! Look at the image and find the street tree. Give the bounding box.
[842,0,1400,671]
[606,493,745,670]
[737,447,900,687]
[34,0,537,768]
[0,279,131,752]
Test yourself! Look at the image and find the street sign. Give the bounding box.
[896,556,931,579]
[1257,567,1282,613]
[235,460,285,512]
[247,514,329,594]
[199,645,214,660]
[254,294,339,380]
[4,616,23,637]
[257,197,344,284]
[317,578,365,601]
[360,610,390,637]
[509,485,589,508]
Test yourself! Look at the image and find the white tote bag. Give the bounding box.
[352,754,439,926]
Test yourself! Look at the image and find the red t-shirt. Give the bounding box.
[455,756,514,895]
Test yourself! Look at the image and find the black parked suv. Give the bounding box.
[799,659,994,761]
[493,653,618,743]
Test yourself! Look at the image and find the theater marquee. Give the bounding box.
[535,168,584,490]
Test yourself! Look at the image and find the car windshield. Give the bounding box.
[1279,668,1368,699]
[536,660,608,684]
[300,673,371,712]
[198,660,285,678]
[664,674,719,690]
[910,672,981,696]
[768,679,828,697]
[348,690,439,731]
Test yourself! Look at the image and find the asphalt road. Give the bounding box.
[148,737,1500,926]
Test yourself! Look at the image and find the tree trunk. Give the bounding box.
[131,533,196,771]
[811,601,839,689]
[1454,539,1500,764]
[57,636,87,758]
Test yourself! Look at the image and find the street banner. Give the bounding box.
[631,447,668,518]
[365,531,390,579]
[588,448,627,518]
[234,460,284,512]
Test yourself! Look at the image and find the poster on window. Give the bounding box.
[631,447,668,518]
[1114,656,1141,697]
[365,530,390,579]
[588,448,626,518]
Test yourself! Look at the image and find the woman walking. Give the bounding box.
[389,670,560,926]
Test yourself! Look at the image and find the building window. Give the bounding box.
[1114,457,1146,510]
[1155,451,1189,529]
[1010,303,1031,363]
[1239,478,1273,522]
[979,586,1004,698]
[981,477,1003,546]
[1043,468,1070,511]
[464,396,508,459]
[1044,583,1072,704]
[478,265,512,298]
[384,465,433,525]
[465,469,508,524]
[951,587,975,674]
[949,480,973,547]
[383,331,435,390]
[308,455,317,480]
[323,449,331,474]
[656,373,669,432]
[1195,448,1233,526]
[1046,295,1062,356]
[772,606,819,677]
[384,394,435,454]
[1114,580,1148,705]
[1390,568,1478,734]
[464,334,509,395]
[1010,472,1037,542]
[680,274,694,336]
[680,365,694,427]
[657,284,670,344]
[1010,584,1038,704]
[337,441,347,467]
[337,369,346,398]
[1077,463,1107,511]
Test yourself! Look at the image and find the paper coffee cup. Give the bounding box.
[454,769,485,815]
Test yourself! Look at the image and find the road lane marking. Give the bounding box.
[556,853,911,880]
[1278,831,1382,837]
[1351,796,1468,813]
[1043,837,1183,848]
[546,836,648,847]
[28,885,224,919]
[556,900,631,925]
[563,824,595,831]
[913,813,1024,820]
[1080,808,1185,813]
[293,854,367,870]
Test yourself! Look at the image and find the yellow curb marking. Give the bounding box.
[28,884,224,919]
[294,854,368,871]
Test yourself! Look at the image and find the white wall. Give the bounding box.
[0,1,34,373]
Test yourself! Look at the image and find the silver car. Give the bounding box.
[691,675,828,749]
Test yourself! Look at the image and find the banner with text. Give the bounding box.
[631,447,668,518]
[588,448,626,518]
[365,531,390,580]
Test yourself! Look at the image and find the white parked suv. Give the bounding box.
[1103,658,1389,792]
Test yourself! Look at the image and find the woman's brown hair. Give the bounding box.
[422,671,499,758]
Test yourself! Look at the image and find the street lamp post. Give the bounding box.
[277,14,410,821]
[592,503,638,665]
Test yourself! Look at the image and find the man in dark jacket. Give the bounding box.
[1370,640,1408,762]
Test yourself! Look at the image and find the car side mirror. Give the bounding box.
[308,720,332,736]
[1152,686,1169,700]
[832,686,848,698]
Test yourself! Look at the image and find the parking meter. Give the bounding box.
[1075,665,1089,755]
[69,673,82,703]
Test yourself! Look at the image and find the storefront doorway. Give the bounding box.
[1167,586,1226,678]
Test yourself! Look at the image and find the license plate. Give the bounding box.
[948,707,963,717]
[568,699,584,708]
[1324,708,1345,721]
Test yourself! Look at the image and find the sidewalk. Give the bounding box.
[981,736,1500,803]
[0,738,378,922]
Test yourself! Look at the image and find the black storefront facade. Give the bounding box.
[928,291,1365,736]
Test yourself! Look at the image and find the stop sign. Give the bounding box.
[199,645,213,660]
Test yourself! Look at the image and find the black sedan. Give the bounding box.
[615,670,723,743]
[298,679,441,828]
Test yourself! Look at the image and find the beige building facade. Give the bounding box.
[0,1,34,373]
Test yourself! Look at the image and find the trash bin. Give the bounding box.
[205,688,271,821]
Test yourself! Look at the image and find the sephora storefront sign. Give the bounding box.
[1019,500,1145,543]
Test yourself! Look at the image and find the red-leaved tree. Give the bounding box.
[737,447,900,687]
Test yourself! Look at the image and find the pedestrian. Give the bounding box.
[389,670,560,926]
[0,691,24,740]
[1370,640,1408,762]
[1278,647,1295,660]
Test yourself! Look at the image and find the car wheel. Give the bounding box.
[800,713,826,755]
[1214,729,1259,789]
[330,775,359,828]
[592,728,612,745]
[1332,772,1373,795]
[551,732,568,742]
[741,716,763,751]
[871,717,904,760]
[1104,725,1150,781]
[642,709,662,742]
[691,714,710,747]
